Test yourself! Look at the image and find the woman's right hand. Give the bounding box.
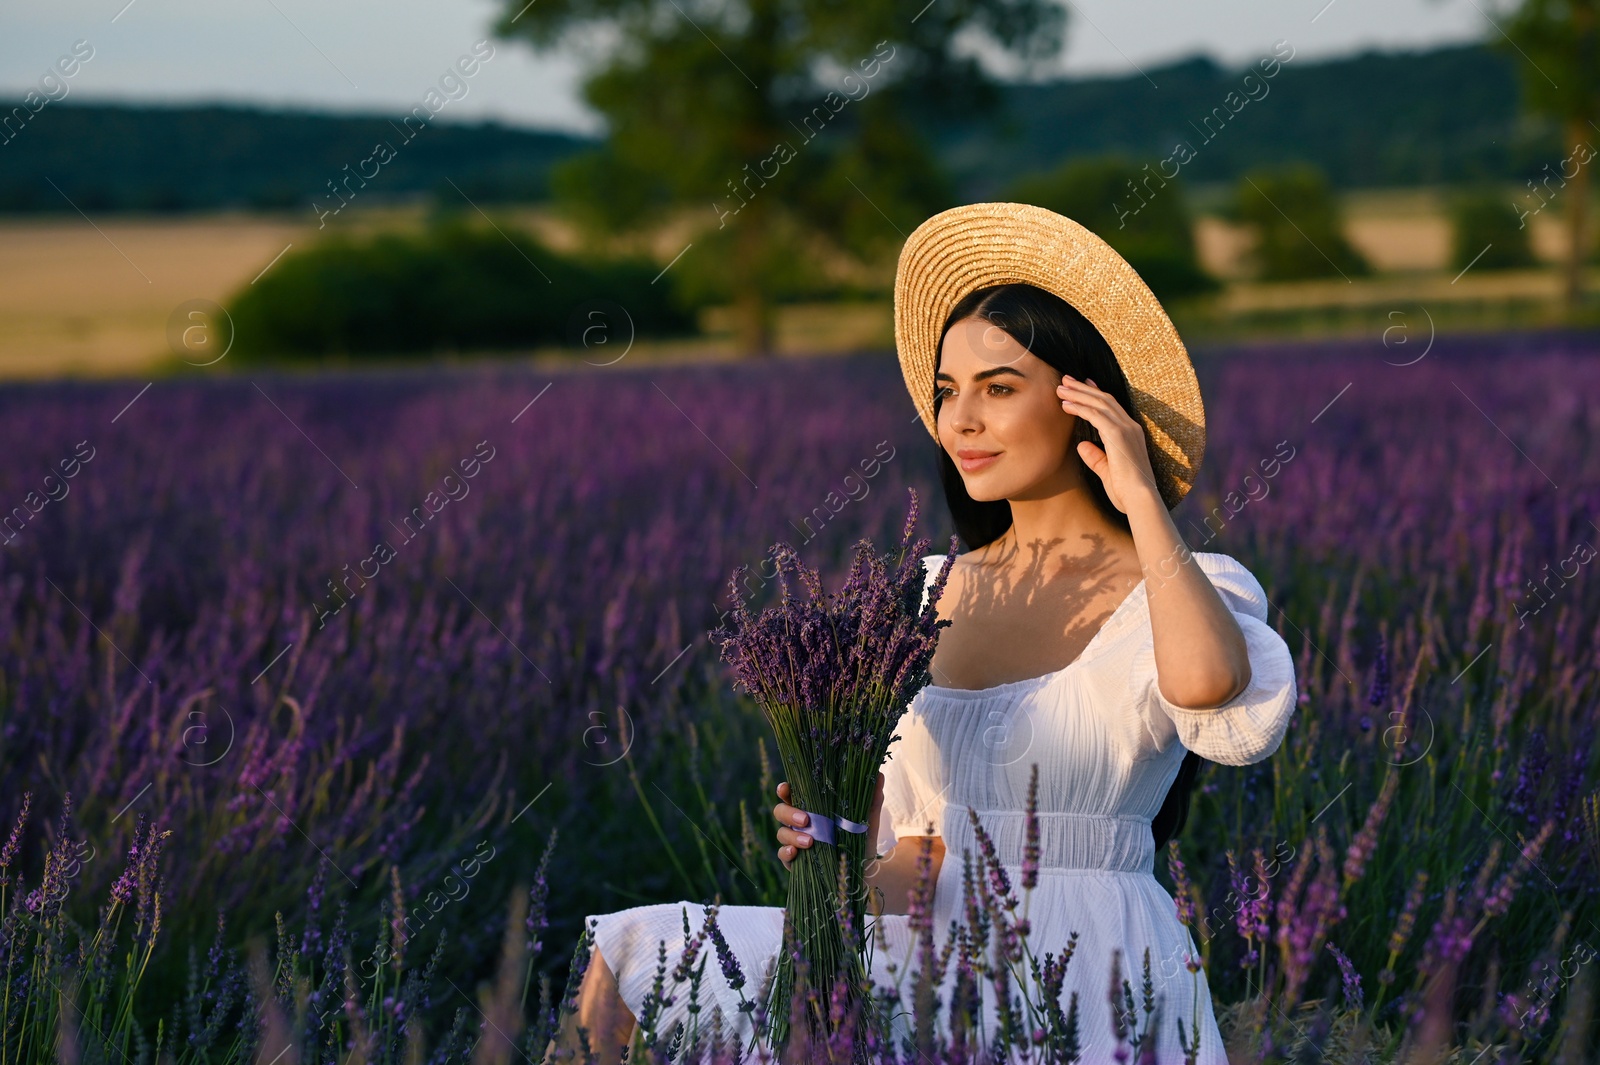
[773,781,811,871]
[773,773,885,872]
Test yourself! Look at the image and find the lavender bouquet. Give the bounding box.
[710,487,957,1053]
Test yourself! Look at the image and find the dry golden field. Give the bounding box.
[0,192,1583,380]
[1193,188,1572,278]
[0,213,310,379]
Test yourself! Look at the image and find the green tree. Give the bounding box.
[1501,0,1600,307]
[1451,188,1538,271]
[1005,155,1216,301]
[1233,164,1369,282]
[494,0,1066,355]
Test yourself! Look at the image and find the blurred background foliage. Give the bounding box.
[1231,164,1372,281]
[6,35,1600,365]
[1004,155,1218,299]
[227,219,696,359]
[1450,188,1539,272]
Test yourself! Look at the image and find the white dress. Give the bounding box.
[583,550,1298,1062]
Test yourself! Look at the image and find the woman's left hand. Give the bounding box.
[1057,374,1162,515]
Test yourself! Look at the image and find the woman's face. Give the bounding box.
[935,315,1079,502]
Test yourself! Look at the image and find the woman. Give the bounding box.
[548,203,1298,1064]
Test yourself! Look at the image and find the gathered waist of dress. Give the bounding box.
[943,807,1156,874]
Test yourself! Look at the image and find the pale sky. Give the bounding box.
[2,0,1492,136]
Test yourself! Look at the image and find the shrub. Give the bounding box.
[225,218,700,359]
[1450,188,1538,271]
[1233,164,1370,281]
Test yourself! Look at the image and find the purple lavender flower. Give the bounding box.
[110,816,145,906]
[206,909,226,979]
[525,826,557,957]
[0,791,31,888]
[702,902,745,994]
[670,904,709,986]
[1274,831,1315,961]
[1022,763,1041,892]
[1342,771,1398,888]
[1483,820,1555,919]
[1413,885,1462,989]
[1106,948,1134,1063]
[968,808,1017,913]
[708,488,958,1045]
[1226,850,1251,944]
[1279,825,1347,1006]
[1366,637,1389,707]
[1380,869,1430,988]
[1327,940,1364,1011]
[1249,848,1272,942]
[301,857,328,959]
[559,920,599,1015]
[1166,841,1196,928]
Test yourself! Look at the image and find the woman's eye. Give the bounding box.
[934,382,1011,398]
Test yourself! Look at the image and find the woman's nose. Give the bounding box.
[943,397,980,434]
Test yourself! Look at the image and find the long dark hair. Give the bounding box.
[931,282,1203,853]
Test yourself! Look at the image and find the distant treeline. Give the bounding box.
[0,43,1561,215]
[934,43,1559,197]
[0,102,592,213]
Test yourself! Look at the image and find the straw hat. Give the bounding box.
[894,201,1206,510]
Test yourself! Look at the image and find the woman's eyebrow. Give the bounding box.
[934,366,1028,384]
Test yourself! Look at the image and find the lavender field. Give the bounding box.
[0,330,1598,1063]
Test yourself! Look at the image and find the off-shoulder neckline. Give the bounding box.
[914,550,1247,699]
[919,569,1149,698]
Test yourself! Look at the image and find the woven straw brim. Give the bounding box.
[894,202,1206,510]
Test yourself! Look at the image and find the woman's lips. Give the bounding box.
[957,450,1000,472]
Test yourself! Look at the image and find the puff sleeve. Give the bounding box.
[874,555,950,858]
[875,710,948,858]
[1129,552,1298,766]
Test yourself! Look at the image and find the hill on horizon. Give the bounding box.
[933,42,1556,198]
[0,102,591,214]
[0,42,1562,218]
